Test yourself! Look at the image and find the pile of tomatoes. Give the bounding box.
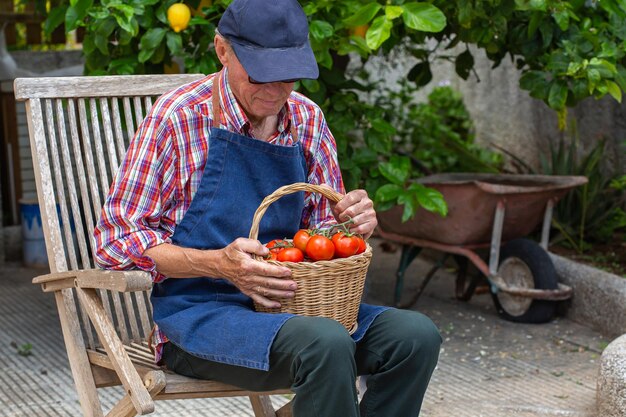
[265,228,367,263]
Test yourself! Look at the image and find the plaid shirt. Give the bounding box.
[94,70,344,362]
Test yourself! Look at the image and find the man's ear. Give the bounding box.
[214,35,230,67]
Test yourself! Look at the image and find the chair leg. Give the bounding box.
[106,371,166,417]
[276,399,293,417]
[249,395,277,417]
[55,290,105,417]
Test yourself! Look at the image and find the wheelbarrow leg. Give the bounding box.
[398,253,448,309]
[454,255,483,301]
[394,245,422,307]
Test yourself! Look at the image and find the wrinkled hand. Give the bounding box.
[325,186,377,239]
[219,238,297,308]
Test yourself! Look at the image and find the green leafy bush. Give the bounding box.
[38,0,626,220]
[542,135,626,251]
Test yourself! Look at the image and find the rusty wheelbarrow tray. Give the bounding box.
[376,173,588,323]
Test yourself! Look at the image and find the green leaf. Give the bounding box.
[371,118,396,135]
[301,79,320,93]
[548,81,568,110]
[310,20,334,41]
[366,15,393,50]
[140,27,167,50]
[515,0,547,11]
[615,67,626,91]
[455,49,474,80]
[401,3,446,33]
[189,17,211,26]
[343,3,381,27]
[385,5,404,20]
[138,48,154,63]
[605,80,623,102]
[94,34,109,55]
[66,0,92,32]
[44,6,68,36]
[408,61,432,87]
[379,156,411,185]
[409,183,448,216]
[398,192,417,222]
[375,184,404,202]
[166,32,183,55]
[552,9,569,31]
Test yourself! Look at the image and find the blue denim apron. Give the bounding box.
[151,74,388,371]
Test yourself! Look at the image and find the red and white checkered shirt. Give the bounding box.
[94,70,344,363]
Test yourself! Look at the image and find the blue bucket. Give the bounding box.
[20,199,49,268]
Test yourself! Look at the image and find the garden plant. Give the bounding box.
[36,0,626,229]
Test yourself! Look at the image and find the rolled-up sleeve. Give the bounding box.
[94,115,177,282]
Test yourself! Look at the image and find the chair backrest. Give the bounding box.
[14,74,205,349]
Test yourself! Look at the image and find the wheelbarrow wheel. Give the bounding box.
[491,238,558,323]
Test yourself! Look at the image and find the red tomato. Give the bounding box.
[305,235,335,261]
[266,239,291,253]
[265,251,278,261]
[355,236,367,254]
[293,229,313,252]
[276,247,304,262]
[332,233,360,258]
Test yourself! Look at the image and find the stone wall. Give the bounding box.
[366,46,626,174]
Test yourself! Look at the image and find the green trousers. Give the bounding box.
[162,308,441,417]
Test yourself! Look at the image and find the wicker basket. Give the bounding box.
[249,183,372,334]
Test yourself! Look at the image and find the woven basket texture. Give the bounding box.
[249,183,372,333]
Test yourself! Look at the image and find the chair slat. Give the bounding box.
[110,98,127,163]
[54,99,91,269]
[134,291,152,340]
[122,97,136,144]
[144,96,153,115]
[24,98,66,272]
[44,99,78,270]
[111,292,130,344]
[67,99,97,264]
[89,98,111,197]
[133,97,144,129]
[77,99,104,222]
[97,289,115,343]
[124,292,142,342]
[99,97,119,172]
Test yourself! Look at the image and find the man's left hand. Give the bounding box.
[327,187,377,239]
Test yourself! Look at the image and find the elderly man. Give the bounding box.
[94,0,441,415]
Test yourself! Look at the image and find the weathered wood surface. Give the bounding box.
[78,288,154,414]
[14,74,205,99]
[33,270,152,292]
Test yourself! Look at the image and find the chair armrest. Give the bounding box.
[33,269,152,293]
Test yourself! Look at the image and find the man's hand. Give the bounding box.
[219,238,297,308]
[325,186,378,239]
[144,238,297,308]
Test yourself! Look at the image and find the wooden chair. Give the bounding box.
[14,74,293,417]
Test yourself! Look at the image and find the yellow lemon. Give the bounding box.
[167,3,191,33]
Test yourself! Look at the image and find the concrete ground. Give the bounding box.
[0,238,609,416]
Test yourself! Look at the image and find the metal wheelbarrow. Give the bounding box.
[376,173,588,323]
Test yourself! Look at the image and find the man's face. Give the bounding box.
[215,36,294,123]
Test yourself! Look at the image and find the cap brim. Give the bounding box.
[229,39,319,83]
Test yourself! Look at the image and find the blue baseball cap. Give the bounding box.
[217,0,319,83]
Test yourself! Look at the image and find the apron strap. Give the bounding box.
[211,71,299,143]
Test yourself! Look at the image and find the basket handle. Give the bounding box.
[248,182,344,241]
